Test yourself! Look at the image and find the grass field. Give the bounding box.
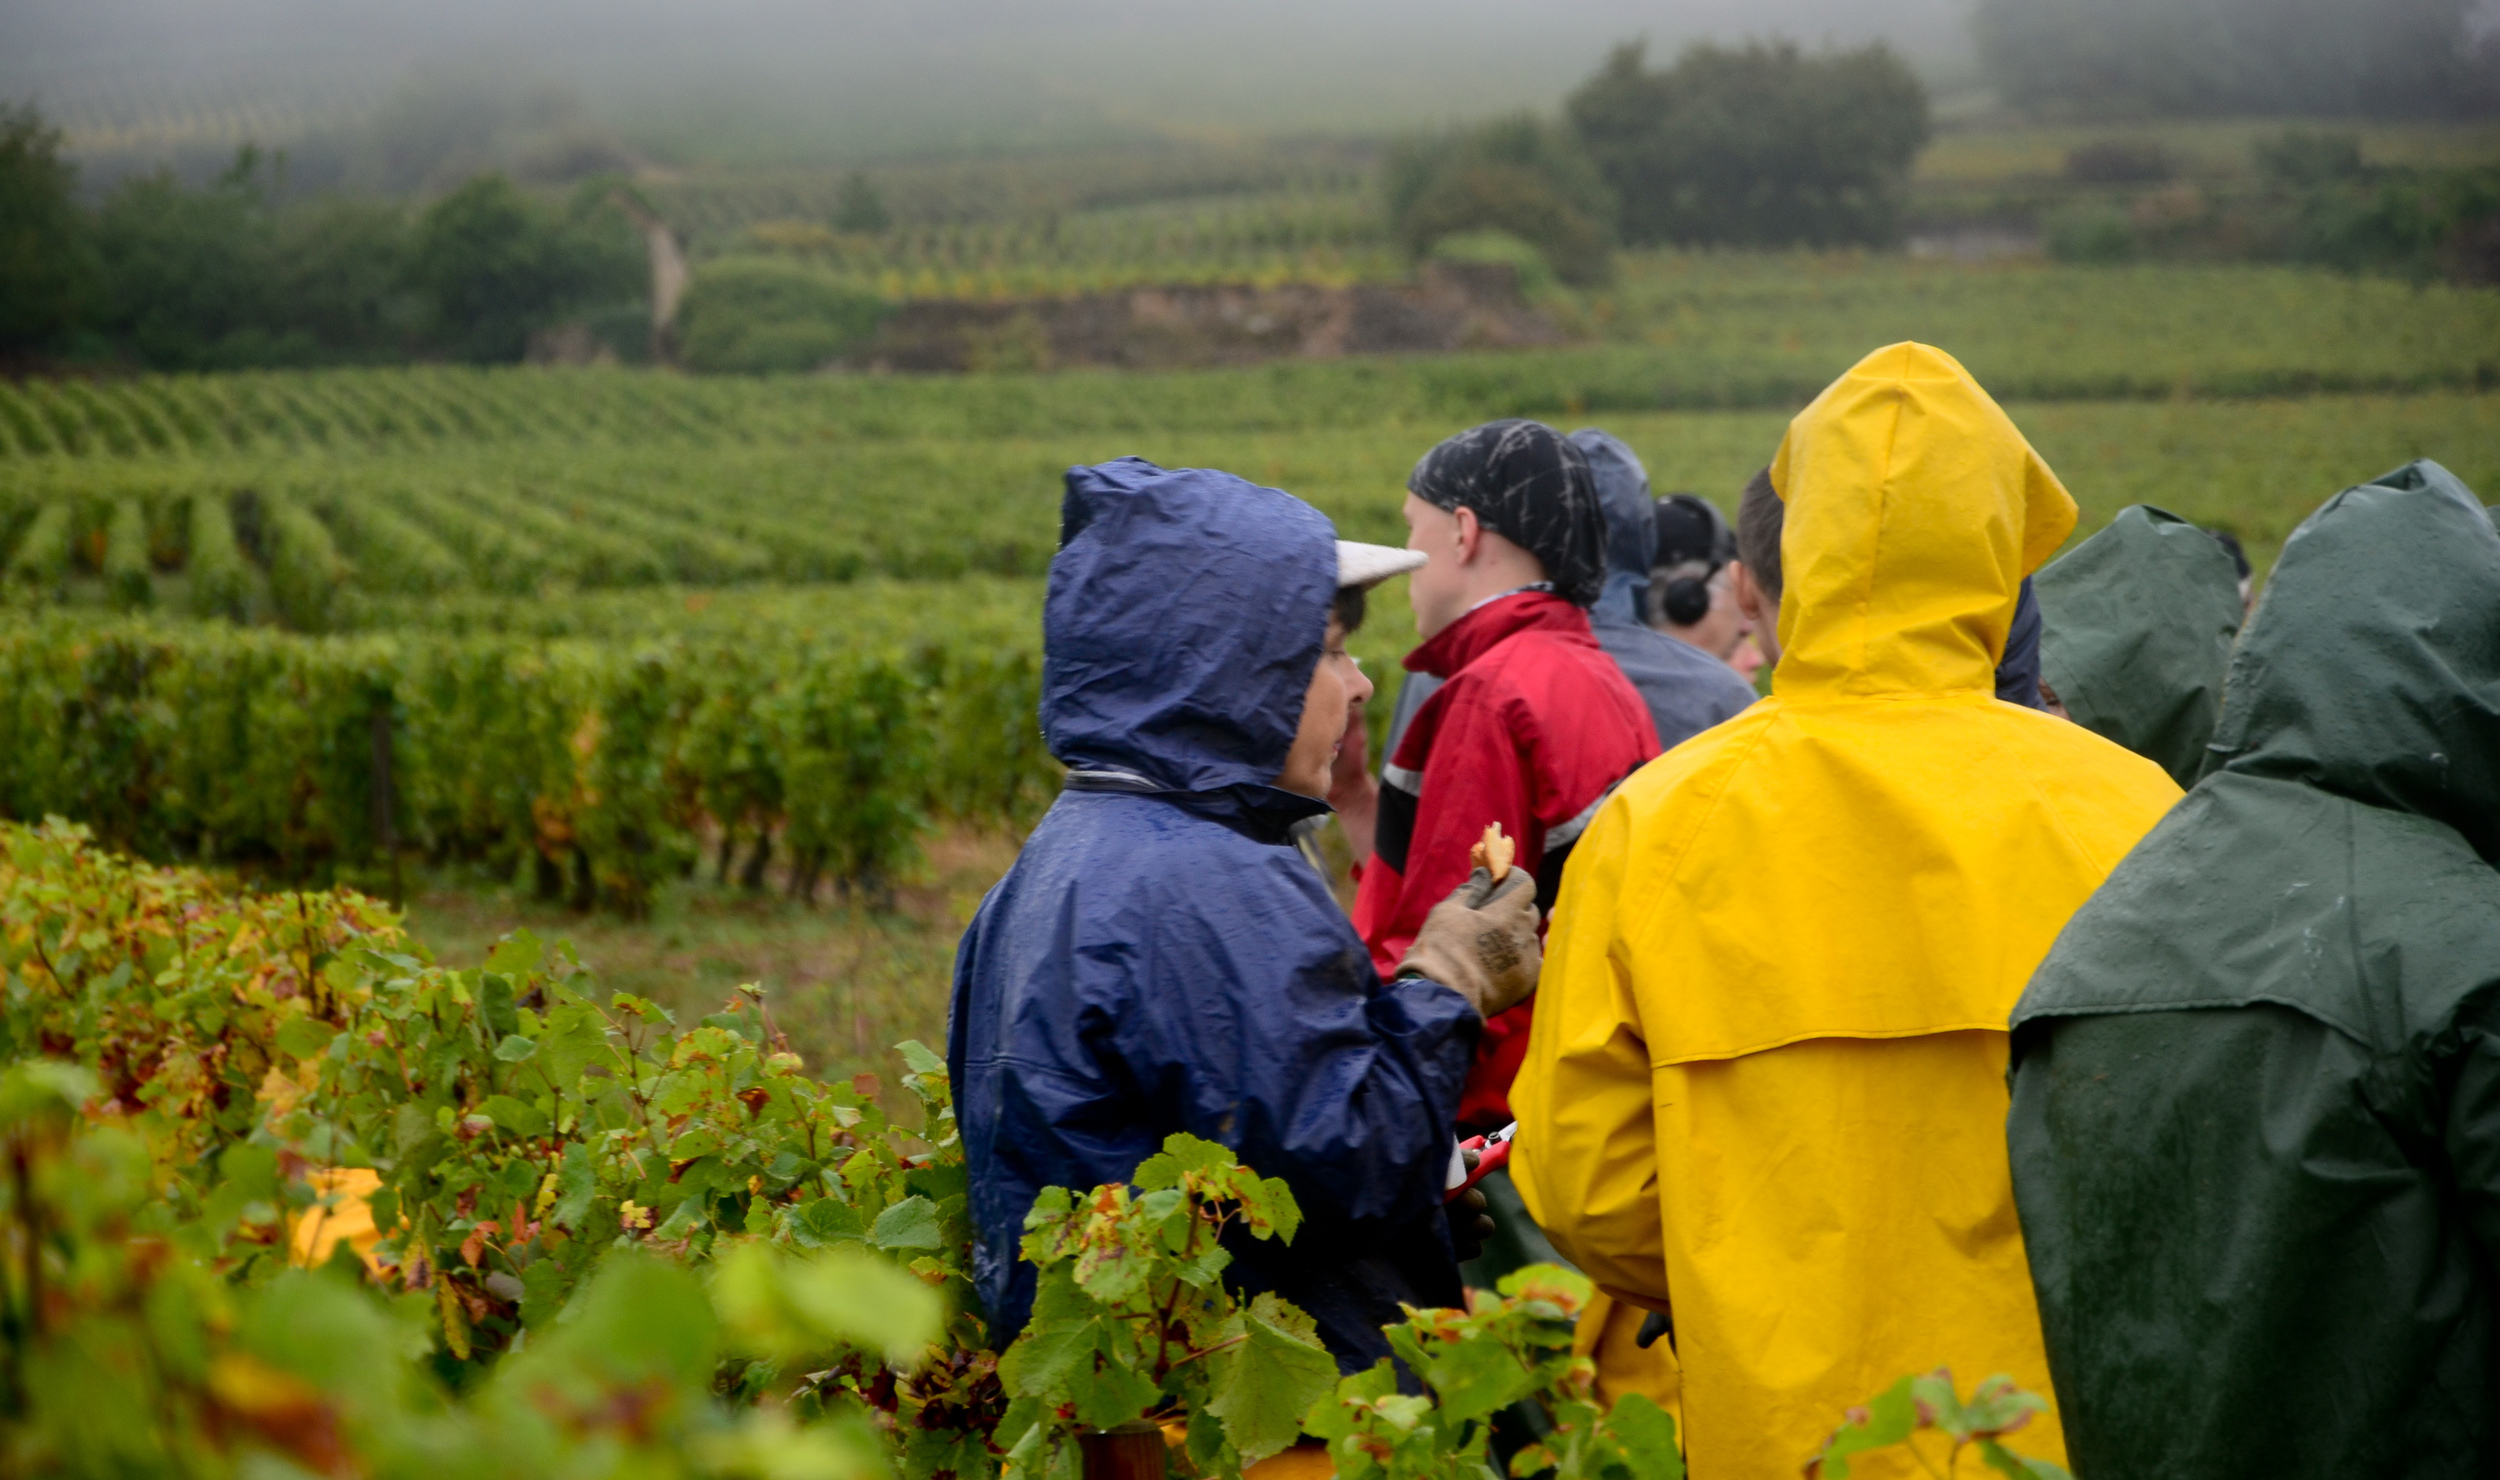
[401,828,1019,1082]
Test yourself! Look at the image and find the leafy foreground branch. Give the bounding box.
[0,818,2069,1477]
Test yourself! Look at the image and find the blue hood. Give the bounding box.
[1044,458,1337,793]
[1570,430,1658,627]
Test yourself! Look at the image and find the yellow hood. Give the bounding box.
[1770,342,2075,697]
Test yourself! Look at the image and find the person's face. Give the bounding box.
[1403,493,1475,640]
[1730,560,1783,669]
[1275,613,1373,799]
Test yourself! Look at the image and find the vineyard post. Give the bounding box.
[370,699,401,907]
[1078,1426,1169,1480]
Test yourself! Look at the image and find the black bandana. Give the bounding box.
[1408,419,1608,607]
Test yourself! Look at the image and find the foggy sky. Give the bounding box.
[2,0,1984,165]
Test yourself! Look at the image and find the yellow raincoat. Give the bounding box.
[1512,343,2181,1478]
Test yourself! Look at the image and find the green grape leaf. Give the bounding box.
[549,1140,598,1229]
[999,1316,1101,1399]
[484,931,544,979]
[871,1194,943,1251]
[480,1094,548,1137]
[1807,1374,1922,1479]
[274,1016,340,1060]
[518,1256,576,1331]
[1602,1393,1686,1479]
[1205,1301,1340,1463]
[1420,1322,1534,1427]
[477,972,520,1041]
[788,1196,866,1247]
[1065,1340,1161,1431]
[492,1033,538,1063]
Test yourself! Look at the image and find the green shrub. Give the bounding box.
[2047,206,2139,264]
[1384,116,1616,287]
[404,173,644,365]
[680,257,893,374]
[1428,229,1564,300]
[1567,39,1930,250]
[0,105,97,353]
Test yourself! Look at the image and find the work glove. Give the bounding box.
[1396,864,1540,1019]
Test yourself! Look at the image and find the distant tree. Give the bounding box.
[834,172,892,233]
[1973,0,2499,119]
[271,198,421,357]
[0,104,96,354]
[1383,115,1617,286]
[678,256,892,373]
[1566,39,1931,250]
[404,173,640,363]
[92,147,294,368]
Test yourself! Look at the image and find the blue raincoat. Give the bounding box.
[948,458,1481,1370]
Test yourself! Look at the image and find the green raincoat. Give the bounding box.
[2034,504,2243,787]
[2007,459,2500,1478]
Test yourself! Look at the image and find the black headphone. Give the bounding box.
[1651,494,1735,627]
[1661,569,1714,626]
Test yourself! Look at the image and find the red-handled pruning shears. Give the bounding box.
[1444,1122,1517,1202]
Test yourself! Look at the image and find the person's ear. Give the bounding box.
[1730,561,1772,626]
[1451,506,1482,567]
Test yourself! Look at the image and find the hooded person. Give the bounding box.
[1350,419,1661,1136]
[1650,491,1748,661]
[1508,344,2184,1478]
[2007,460,2500,1479]
[2033,503,2245,787]
[1571,429,1762,748]
[949,458,1544,1372]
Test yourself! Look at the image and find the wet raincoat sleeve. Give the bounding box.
[1071,848,1484,1242]
[1509,794,1669,1307]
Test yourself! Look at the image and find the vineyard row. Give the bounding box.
[0,614,1058,911]
[731,183,1396,291]
[0,455,1083,620]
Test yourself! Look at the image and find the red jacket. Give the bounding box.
[1352,590,1659,1130]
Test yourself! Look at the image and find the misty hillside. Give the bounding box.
[2,0,1982,175]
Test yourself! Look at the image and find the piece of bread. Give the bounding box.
[1470,822,1515,883]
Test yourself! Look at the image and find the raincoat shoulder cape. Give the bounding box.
[2035,503,2243,786]
[1511,344,2180,1478]
[949,458,1480,1371]
[2008,460,2500,1479]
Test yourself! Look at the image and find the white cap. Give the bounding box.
[1337,540,1427,590]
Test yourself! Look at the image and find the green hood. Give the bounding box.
[2008,461,2500,1478]
[2204,459,2500,862]
[2034,504,2242,787]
